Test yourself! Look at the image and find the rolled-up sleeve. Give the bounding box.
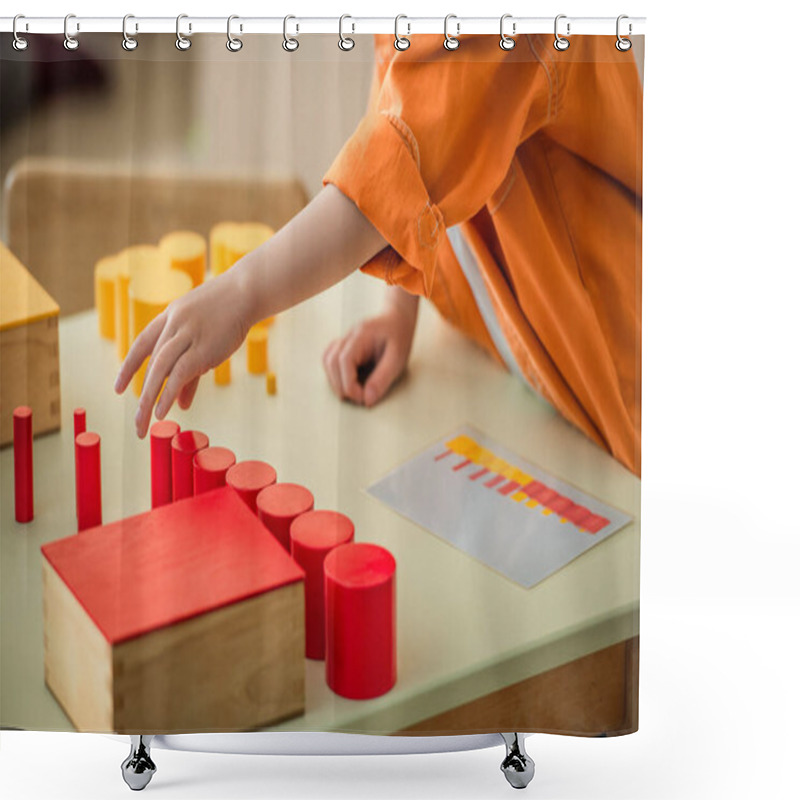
[323,34,553,297]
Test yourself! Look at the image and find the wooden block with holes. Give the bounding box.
[0,242,61,448]
[40,486,306,734]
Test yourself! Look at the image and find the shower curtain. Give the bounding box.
[0,27,642,739]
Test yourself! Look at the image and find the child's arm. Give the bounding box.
[323,286,419,407]
[115,184,387,438]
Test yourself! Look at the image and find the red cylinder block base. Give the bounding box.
[324,542,397,700]
[76,432,102,531]
[256,483,314,552]
[171,431,209,502]
[150,420,180,508]
[226,460,277,514]
[290,510,355,660]
[193,447,236,495]
[13,407,34,523]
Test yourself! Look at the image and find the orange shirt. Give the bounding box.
[324,34,642,476]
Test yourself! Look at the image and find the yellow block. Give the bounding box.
[215,360,231,386]
[246,326,268,374]
[159,231,207,288]
[94,255,119,340]
[209,222,240,276]
[129,266,193,396]
[115,246,169,361]
[210,221,274,276]
[266,371,277,396]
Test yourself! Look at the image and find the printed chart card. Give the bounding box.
[367,425,632,589]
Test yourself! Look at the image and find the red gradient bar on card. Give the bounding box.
[484,474,505,489]
[498,480,521,496]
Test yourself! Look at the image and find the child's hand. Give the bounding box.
[323,290,419,407]
[114,269,250,439]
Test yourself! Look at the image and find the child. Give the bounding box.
[116,34,642,476]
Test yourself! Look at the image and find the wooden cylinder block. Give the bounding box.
[225,460,277,514]
[159,231,207,288]
[171,431,209,502]
[115,246,169,361]
[94,255,119,340]
[129,266,193,395]
[246,326,268,374]
[290,510,355,660]
[324,543,397,700]
[209,222,240,276]
[193,447,236,495]
[76,432,102,531]
[13,406,34,523]
[150,420,180,509]
[256,483,314,552]
[214,360,231,386]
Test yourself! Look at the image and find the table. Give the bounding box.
[0,271,640,736]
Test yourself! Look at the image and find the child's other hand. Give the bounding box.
[323,294,418,407]
[114,270,250,439]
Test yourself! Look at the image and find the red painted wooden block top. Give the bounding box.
[40,486,305,645]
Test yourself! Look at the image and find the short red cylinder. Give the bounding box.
[256,483,314,552]
[73,408,87,519]
[171,430,209,501]
[150,420,180,508]
[324,542,396,699]
[225,460,277,514]
[76,432,102,531]
[193,446,236,495]
[290,511,355,660]
[13,406,34,523]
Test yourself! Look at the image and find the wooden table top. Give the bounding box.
[0,270,640,733]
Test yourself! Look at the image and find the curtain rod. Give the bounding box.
[0,16,645,37]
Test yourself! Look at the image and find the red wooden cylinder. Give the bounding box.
[13,406,33,523]
[76,432,102,531]
[290,511,355,660]
[150,420,180,508]
[193,446,236,495]
[256,483,314,552]
[73,408,87,520]
[171,431,209,501]
[225,460,277,514]
[324,542,396,699]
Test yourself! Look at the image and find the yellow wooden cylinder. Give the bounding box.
[115,246,170,361]
[266,371,277,396]
[159,231,207,288]
[94,255,119,340]
[129,266,193,396]
[246,326,268,374]
[209,222,240,276]
[228,222,274,264]
[214,360,231,386]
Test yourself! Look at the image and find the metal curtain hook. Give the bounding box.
[339,14,355,51]
[64,13,79,51]
[394,15,410,51]
[443,14,460,51]
[122,15,138,51]
[176,14,191,50]
[12,14,29,51]
[227,15,243,51]
[499,14,516,50]
[554,14,570,51]
[616,14,632,51]
[283,15,299,51]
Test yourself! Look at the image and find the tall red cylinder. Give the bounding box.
[13,406,33,523]
[170,430,209,501]
[73,408,86,518]
[193,446,236,495]
[256,483,314,552]
[150,420,180,508]
[324,542,396,699]
[76,432,102,531]
[225,460,277,513]
[290,510,355,660]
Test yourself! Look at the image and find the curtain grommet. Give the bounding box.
[499,14,516,50]
[394,15,410,51]
[175,14,192,51]
[64,13,79,51]
[226,15,243,52]
[283,15,299,52]
[443,14,460,51]
[338,14,355,51]
[121,14,138,51]
[616,15,632,51]
[12,15,29,51]
[554,14,570,51]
